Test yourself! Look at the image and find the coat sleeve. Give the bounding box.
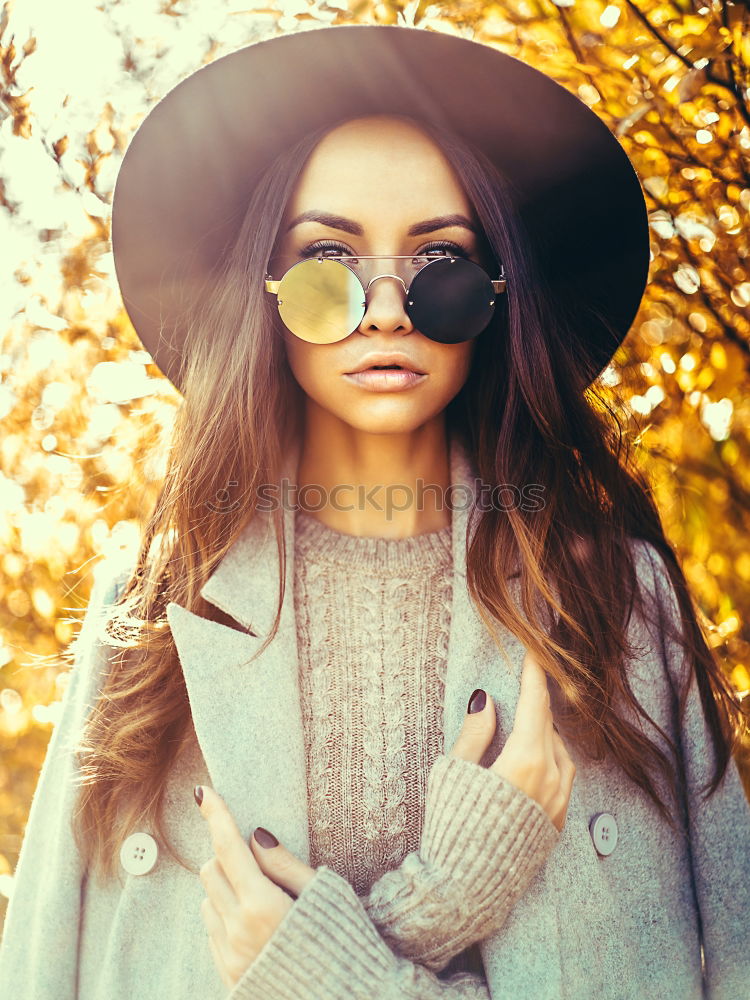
[0,561,129,1000]
[227,759,560,1000]
[642,542,750,1000]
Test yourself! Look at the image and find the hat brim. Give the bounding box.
[111,24,649,393]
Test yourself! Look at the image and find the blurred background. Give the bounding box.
[1,0,749,924]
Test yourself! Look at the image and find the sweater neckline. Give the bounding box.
[294,508,453,573]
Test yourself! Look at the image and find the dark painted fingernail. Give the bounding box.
[254,826,279,848]
[193,785,203,807]
[468,688,486,714]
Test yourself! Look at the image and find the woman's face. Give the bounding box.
[270,115,486,436]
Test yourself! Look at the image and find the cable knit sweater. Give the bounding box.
[293,508,483,978]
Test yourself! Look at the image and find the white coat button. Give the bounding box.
[120,832,159,875]
[589,812,618,856]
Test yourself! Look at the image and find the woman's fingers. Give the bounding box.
[449,653,552,767]
[514,650,552,744]
[552,727,577,824]
[195,784,263,902]
[518,650,557,774]
[194,786,297,989]
[540,724,577,832]
[543,705,555,775]
[448,688,497,764]
[201,893,227,949]
[249,828,318,898]
[446,650,576,834]
[202,901,234,990]
[487,649,576,833]
[199,856,237,923]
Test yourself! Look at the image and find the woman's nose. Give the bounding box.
[358,274,414,335]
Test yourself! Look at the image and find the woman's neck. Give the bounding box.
[294,414,452,539]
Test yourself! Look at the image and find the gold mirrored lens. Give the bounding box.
[277,258,365,344]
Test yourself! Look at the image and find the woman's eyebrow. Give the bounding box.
[285,210,478,236]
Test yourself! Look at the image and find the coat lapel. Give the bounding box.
[165,436,310,859]
[165,430,530,867]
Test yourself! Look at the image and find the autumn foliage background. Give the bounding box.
[1,0,749,925]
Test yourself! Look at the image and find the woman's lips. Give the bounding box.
[342,369,427,391]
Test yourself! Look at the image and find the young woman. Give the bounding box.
[1,25,748,1000]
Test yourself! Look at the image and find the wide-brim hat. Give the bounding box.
[111,24,650,395]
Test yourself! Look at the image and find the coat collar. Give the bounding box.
[165,430,529,863]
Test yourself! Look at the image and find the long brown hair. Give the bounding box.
[71,112,748,882]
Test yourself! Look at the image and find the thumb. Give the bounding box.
[448,688,496,764]
[249,826,317,897]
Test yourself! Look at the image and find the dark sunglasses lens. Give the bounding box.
[277,258,365,344]
[407,257,496,344]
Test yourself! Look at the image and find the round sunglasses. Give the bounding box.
[264,253,507,345]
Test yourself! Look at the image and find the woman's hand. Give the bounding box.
[450,649,576,832]
[194,784,318,989]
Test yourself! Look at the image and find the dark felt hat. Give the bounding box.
[111,24,650,394]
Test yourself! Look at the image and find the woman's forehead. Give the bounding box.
[283,124,476,234]
[303,117,457,179]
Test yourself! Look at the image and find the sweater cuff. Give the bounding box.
[229,865,394,1000]
[421,753,560,887]
[365,753,560,968]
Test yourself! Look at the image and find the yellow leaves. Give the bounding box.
[4,90,32,138]
[716,613,740,639]
[577,83,601,106]
[736,554,750,583]
[0,5,36,138]
[677,67,707,104]
[717,205,742,234]
[741,36,750,72]
[708,350,740,398]
[52,136,69,163]
[6,588,31,618]
[634,129,662,148]
[710,343,727,371]
[30,586,55,621]
[571,62,602,75]
[678,15,714,37]
[54,619,74,645]
[60,241,100,291]
[641,147,670,173]
[480,13,516,40]
[720,440,740,466]
[694,366,715,392]
[730,664,750,697]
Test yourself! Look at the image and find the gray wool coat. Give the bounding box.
[1,431,749,999]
